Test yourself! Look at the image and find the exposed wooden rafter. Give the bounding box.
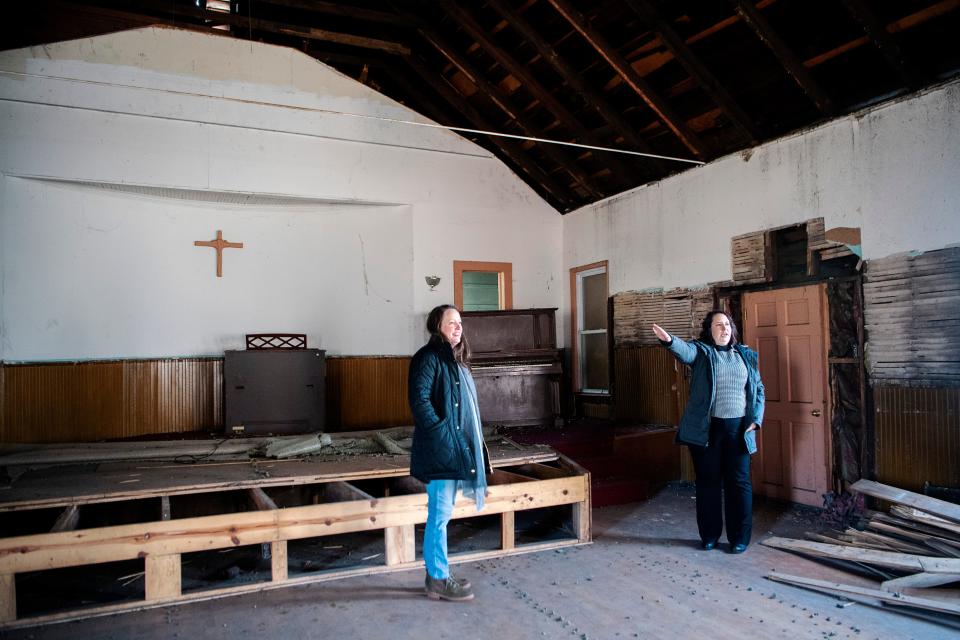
[257,0,416,27]
[436,0,642,189]
[485,0,665,179]
[104,0,411,54]
[839,0,920,89]
[729,0,835,115]
[544,0,708,159]
[403,54,579,210]
[625,0,761,144]
[416,22,604,201]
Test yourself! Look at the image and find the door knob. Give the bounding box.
[811,409,822,417]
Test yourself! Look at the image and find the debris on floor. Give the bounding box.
[762,479,960,628]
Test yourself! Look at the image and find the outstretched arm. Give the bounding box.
[652,324,698,365]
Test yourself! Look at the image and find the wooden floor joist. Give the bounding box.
[0,444,591,628]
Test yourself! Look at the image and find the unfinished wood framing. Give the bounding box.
[0,444,590,628]
[863,246,960,384]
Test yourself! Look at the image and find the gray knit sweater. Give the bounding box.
[712,346,748,418]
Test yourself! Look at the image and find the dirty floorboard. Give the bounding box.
[5,483,956,640]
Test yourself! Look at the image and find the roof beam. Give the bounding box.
[255,0,416,27]
[839,0,920,89]
[485,0,665,179]
[436,0,644,186]
[544,0,708,159]
[625,0,761,143]
[417,23,605,200]
[728,0,835,115]
[104,0,410,55]
[403,54,579,211]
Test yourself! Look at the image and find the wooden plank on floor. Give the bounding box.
[889,505,960,536]
[761,537,960,573]
[882,572,960,590]
[144,554,181,601]
[768,572,960,616]
[852,480,960,523]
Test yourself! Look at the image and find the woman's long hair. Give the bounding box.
[426,304,471,364]
[698,309,740,346]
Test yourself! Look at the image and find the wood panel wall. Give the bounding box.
[1,358,223,443]
[0,356,412,443]
[325,356,412,432]
[874,386,960,492]
[613,346,681,425]
[863,246,960,385]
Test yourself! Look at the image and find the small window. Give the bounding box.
[454,261,512,311]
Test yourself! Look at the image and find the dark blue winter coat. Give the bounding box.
[408,335,484,482]
[661,335,765,452]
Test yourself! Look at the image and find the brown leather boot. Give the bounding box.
[425,574,474,601]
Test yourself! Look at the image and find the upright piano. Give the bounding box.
[462,308,563,427]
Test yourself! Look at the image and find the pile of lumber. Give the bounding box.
[763,479,960,627]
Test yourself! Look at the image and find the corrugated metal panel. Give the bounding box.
[874,386,960,491]
[1,359,222,443]
[326,357,412,431]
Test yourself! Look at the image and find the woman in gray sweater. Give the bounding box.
[653,311,765,554]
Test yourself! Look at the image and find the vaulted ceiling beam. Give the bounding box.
[102,0,410,55]
[437,0,642,186]
[404,54,579,210]
[839,0,920,89]
[728,0,835,115]
[256,0,416,27]
[625,0,761,144]
[544,0,708,159]
[417,23,605,200]
[485,0,665,179]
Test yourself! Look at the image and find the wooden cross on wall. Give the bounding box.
[194,230,243,278]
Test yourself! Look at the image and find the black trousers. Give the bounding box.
[688,416,753,546]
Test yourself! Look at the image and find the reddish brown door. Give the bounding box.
[743,285,829,507]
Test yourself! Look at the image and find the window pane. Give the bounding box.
[463,271,501,311]
[582,333,609,391]
[582,272,607,330]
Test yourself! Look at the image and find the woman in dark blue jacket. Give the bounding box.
[409,304,491,601]
[654,310,764,554]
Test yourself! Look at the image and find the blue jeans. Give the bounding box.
[424,479,457,579]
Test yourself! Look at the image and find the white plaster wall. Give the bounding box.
[0,27,562,360]
[563,79,960,337]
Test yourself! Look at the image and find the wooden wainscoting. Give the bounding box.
[613,346,684,425]
[0,358,223,443]
[325,356,412,432]
[1,356,413,443]
[874,386,960,492]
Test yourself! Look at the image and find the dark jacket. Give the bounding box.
[408,335,490,482]
[661,334,765,451]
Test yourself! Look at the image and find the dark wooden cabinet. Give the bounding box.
[224,349,326,435]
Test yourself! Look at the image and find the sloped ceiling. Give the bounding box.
[3,0,958,212]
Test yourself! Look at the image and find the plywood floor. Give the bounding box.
[7,483,956,640]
